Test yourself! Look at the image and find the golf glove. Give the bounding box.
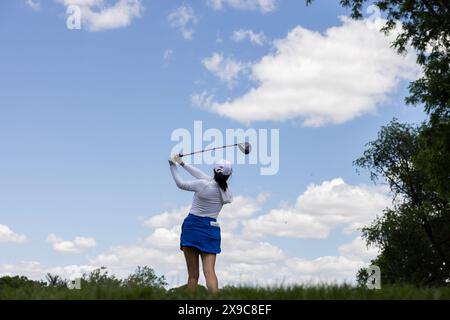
[172,154,184,166]
[168,158,175,166]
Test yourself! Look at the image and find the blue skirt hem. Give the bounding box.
[180,213,221,254]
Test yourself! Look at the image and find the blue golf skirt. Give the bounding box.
[180,213,221,254]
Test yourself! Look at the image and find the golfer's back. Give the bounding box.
[190,179,225,219]
[169,162,233,219]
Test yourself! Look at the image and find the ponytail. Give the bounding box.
[214,170,230,192]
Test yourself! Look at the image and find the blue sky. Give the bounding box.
[0,0,426,286]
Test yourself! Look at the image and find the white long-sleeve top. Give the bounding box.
[169,163,233,219]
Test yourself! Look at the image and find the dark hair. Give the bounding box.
[214,170,230,192]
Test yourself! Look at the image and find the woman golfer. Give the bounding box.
[169,154,233,293]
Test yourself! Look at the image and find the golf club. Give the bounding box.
[179,142,252,158]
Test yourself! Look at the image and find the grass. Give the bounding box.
[1,284,450,300]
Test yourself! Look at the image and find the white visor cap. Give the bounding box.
[214,159,232,176]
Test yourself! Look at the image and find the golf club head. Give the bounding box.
[238,142,252,154]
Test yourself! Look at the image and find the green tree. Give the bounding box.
[0,275,45,289]
[354,120,450,285]
[45,273,66,287]
[307,0,450,286]
[415,121,450,201]
[82,267,122,287]
[124,266,167,288]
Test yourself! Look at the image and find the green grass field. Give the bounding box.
[1,284,450,300]
[1,268,449,300]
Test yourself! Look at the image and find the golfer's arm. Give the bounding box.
[181,163,211,180]
[169,165,205,192]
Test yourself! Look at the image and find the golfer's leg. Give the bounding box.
[201,253,218,293]
[183,247,200,290]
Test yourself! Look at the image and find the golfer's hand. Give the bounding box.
[172,154,184,166]
[168,158,175,166]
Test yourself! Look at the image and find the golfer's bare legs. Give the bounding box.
[201,253,218,293]
[183,247,200,291]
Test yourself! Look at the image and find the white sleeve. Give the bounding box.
[182,163,211,180]
[170,165,208,192]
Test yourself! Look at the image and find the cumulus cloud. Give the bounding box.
[207,0,276,13]
[0,224,27,244]
[221,234,284,264]
[231,29,268,45]
[25,0,41,11]
[57,0,143,32]
[286,256,366,284]
[47,234,97,254]
[338,236,379,261]
[0,261,95,280]
[243,178,390,239]
[202,52,247,87]
[89,233,375,287]
[143,205,190,229]
[87,184,382,286]
[91,243,184,281]
[145,227,180,250]
[219,193,268,230]
[168,4,198,40]
[2,184,382,286]
[202,17,420,126]
[144,194,266,231]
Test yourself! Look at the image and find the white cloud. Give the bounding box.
[145,227,180,250]
[221,234,284,264]
[202,52,246,87]
[47,234,96,254]
[87,186,381,287]
[1,238,374,287]
[207,0,276,13]
[0,261,95,280]
[1,186,381,286]
[144,194,266,232]
[0,224,27,244]
[285,256,366,284]
[57,0,143,32]
[25,0,41,11]
[338,236,379,261]
[143,205,189,229]
[243,208,330,239]
[88,232,375,287]
[168,4,198,40]
[231,29,268,45]
[203,17,420,126]
[91,244,184,280]
[73,236,97,248]
[243,178,390,239]
[219,193,268,230]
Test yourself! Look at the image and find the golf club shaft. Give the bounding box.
[180,144,238,157]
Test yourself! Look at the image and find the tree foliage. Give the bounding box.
[0,275,45,289]
[46,273,66,287]
[354,120,450,285]
[307,0,450,286]
[124,266,168,288]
